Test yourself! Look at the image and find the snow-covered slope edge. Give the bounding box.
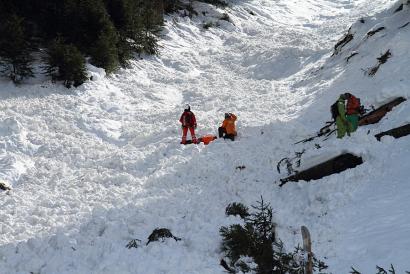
[284,2,410,272]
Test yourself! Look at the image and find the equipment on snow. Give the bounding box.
[201,134,217,145]
[330,101,339,120]
[181,134,217,145]
[277,149,306,175]
[345,94,362,115]
[294,121,336,144]
[301,226,313,274]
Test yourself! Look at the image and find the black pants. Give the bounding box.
[218,127,235,141]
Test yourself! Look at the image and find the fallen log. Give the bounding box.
[359,97,406,126]
[279,153,363,186]
[375,123,410,141]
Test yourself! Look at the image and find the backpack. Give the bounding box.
[347,95,361,115]
[330,101,339,120]
[183,111,194,127]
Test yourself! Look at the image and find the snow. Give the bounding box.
[0,0,409,273]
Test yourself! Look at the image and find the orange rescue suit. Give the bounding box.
[221,114,237,135]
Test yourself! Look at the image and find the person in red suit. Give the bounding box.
[179,104,197,144]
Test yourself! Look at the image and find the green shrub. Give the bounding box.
[43,39,87,88]
[225,202,250,219]
[0,14,34,83]
[0,0,233,85]
[220,197,327,274]
[164,0,180,13]
[0,0,165,84]
[90,26,120,73]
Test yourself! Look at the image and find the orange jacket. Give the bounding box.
[221,114,237,135]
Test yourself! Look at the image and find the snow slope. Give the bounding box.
[0,0,409,273]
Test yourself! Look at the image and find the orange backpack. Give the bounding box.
[201,135,217,145]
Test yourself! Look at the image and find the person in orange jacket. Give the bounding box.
[218,113,237,141]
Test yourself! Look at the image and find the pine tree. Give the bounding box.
[133,0,163,54]
[220,198,327,274]
[90,26,119,73]
[198,0,228,7]
[105,0,142,66]
[164,0,180,13]
[43,38,87,88]
[248,197,276,242]
[0,0,170,84]
[0,14,34,83]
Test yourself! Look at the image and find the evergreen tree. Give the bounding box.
[0,14,34,84]
[0,0,175,85]
[220,198,327,274]
[163,0,180,14]
[198,0,228,7]
[43,38,87,88]
[138,0,163,55]
[105,0,142,66]
[90,26,120,73]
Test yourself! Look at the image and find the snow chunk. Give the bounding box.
[87,63,106,81]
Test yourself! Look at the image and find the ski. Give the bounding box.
[301,226,313,274]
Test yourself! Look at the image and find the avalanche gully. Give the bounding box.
[0,0,409,273]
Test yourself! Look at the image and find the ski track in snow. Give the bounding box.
[0,0,409,273]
